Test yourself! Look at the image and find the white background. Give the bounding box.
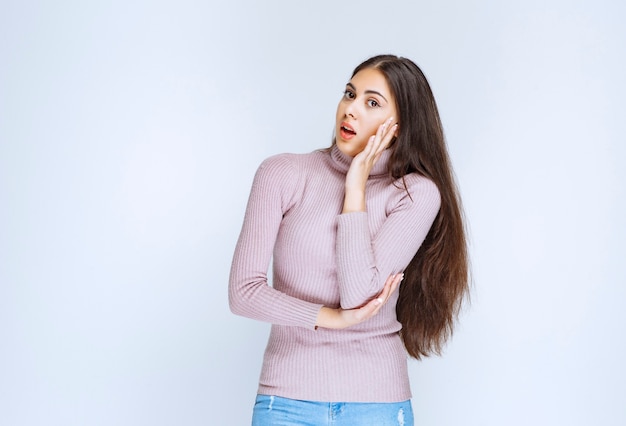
[1,1,624,425]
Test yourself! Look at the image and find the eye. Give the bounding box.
[343,89,355,100]
[367,99,380,108]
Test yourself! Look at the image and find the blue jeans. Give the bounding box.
[251,394,414,426]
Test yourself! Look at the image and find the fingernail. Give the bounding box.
[375,298,383,305]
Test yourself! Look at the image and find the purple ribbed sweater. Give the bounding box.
[229,145,440,402]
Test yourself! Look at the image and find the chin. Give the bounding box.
[336,141,359,158]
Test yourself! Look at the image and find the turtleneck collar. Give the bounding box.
[328,144,392,177]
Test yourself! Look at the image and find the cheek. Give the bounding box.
[365,120,383,137]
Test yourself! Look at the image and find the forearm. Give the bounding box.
[229,153,322,328]
[342,186,366,213]
[315,306,343,329]
[335,179,441,308]
[335,212,381,308]
[229,275,323,329]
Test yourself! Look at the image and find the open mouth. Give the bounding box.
[341,125,356,135]
[339,122,356,139]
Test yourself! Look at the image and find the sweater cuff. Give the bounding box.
[297,302,325,330]
[272,292,324,330]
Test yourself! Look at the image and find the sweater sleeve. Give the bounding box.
[228,154,323,329]
[335,176,441,309]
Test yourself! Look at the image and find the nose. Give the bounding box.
[344,103,356,119]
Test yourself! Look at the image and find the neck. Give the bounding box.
[329,144,391,176]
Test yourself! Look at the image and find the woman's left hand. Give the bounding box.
[343,117,398,213]
[315,272,403,329]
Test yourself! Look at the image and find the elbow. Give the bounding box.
[228,279,244,316]
[229,297,249,319]
[339,300,359,310]
[228,276,261,317]
[338,277,381,310]
[228,288,247,317]
[339,294,377,311]
[228,295,238,315]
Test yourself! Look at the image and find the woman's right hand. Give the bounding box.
[315,273,403,329]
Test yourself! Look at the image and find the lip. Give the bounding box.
[338,121,356,140]
[341,122,355,133]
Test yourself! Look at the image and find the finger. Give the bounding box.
[380,273,403,305]
[355,297,381,321]
[361,119,389,158]
[371,119,396,158]
[367,276,396,313]
[376,274,395,302]
[377,121,397,151]
[358,118,394,165]
[387,273,403,301]
[364,134,377,156]
[373,118,392,149]
[380,117,395,139]
[371,274,396,310]
[368,295,386,317]
[362,274,403,319]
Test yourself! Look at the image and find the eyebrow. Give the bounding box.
[346,82,388,103]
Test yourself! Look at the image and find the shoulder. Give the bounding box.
[257,152,297,173]
[255,150,326,183]
[403,174,440,201]
[388,173,441,213]
[257,151,322,173]
[254,153,298,185]
[252,151,321,209]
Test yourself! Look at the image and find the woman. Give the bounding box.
[229,54,469,425]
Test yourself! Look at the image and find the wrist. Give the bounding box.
[315,306,345,329]
[342,189,366,213]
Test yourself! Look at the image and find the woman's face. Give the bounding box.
[335,67,398,157]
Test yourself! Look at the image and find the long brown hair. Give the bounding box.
[352,55,470,359]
